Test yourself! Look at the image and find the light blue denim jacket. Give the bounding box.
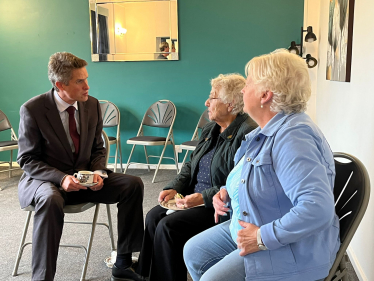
[235,112,340,281]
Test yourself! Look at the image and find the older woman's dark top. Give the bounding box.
[136,113,257,281]
[164,113,258,208]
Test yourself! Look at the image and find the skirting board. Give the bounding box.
[0,162,183,170]
[108,163,183,170]
[347,246,367,281]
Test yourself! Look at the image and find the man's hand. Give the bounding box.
[213,189,230,223]
[158,189,177,203]
[89,174,104,191]
[175,193,204,209]
[237,220,260,256]
[61,175,88,192]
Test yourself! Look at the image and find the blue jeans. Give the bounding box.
[184,220,326,281]
[184,220,245,281]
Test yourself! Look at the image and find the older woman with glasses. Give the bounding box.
[134,73,258,281]
[184,50,340,281]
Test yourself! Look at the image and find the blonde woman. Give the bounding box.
[184,50,340,281]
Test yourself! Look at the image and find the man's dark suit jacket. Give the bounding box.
[17,89,108,209]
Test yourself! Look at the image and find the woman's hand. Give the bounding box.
[158,189,177,203]
[213,189,230,223]
[175,193,204,209]
[237,221,260,256]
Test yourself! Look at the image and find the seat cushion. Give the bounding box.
[181,140,199,147]
[0,140,18,147]
[108,136,116,141]
[129,136,167,142]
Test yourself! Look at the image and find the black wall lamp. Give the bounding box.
[288,26,318,68]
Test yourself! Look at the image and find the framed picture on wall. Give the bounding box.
[326,0,355,82]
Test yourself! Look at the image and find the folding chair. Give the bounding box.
[100,100,123,172]
[12,130,116,281]
[324,152,371,281]
[0,109,19,183]
[179,109,210,170]
[124,100,178,183]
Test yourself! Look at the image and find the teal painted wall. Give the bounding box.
[0,0,303,164]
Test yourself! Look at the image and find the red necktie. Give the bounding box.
[66,106,80,157]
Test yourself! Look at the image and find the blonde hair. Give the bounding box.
[48,52,87,92]
[159,42,169,52]
[211,73,246,115]
[245,49,311,114]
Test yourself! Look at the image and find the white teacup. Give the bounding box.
[73,171,94,184]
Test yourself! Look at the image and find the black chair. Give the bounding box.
[179,109,210,170]
[325,152,370,281]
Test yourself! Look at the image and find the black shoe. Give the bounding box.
[111,264,146,281]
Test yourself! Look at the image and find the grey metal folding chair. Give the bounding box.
[179,109,210,171]
[124,100,178,183]
[324,152,370,281]
[12,130,116,281]
[100,100,123,172]
[0,109,19,185]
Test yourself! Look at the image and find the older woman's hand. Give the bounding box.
[213,189,230,223]
[158,189,177,203]
[237,220,260,256]
[175,193,204,209]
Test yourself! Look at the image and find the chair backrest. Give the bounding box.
[190,109,210,141]
[99,100,120,128]
[325,152,370,281]
[142,100,176,128]
[0,110,12,132]
[197,108,210,129]
[101,130,110,167]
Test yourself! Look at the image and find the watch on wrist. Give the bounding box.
[257,228,267,251]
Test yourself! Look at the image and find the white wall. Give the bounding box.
[306,0,374,280]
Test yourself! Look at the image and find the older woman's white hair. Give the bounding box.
[211,73,246,115]
[245,49,311,114]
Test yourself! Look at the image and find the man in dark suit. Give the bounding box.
[17,52,145,281]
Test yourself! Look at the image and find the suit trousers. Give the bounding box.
[31,173,144,281]
[136,205,215,281]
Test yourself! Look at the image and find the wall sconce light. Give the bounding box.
[305,54,317,68]
[288,41,300,55]
[288,26,318,68]
[115,23,127,36]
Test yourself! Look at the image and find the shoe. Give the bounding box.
[111,264,146,281]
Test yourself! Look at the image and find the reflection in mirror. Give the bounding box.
[89,0,178,62]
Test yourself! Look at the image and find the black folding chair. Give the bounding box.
[325,152,370,281]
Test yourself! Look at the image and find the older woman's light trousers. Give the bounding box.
[184,220,325,281]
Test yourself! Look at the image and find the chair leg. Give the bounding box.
[180,150,190,173]
[143,146,151,172]
[80,204,100,281]
[152,142,168,183]
[124,144,136,174]
[13,211,32,276]
[171,137,179,174]
[118,138,124,173]
[114,142,118,173]
[9,150,13,178]
[106,204,116,251]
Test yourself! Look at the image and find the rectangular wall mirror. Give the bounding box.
[89,0,179,62]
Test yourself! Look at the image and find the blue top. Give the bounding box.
[194,147,216,193]
[229,112,340,281]
[224,156,244,243]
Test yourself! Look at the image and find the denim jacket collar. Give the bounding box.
[245,112,295,141]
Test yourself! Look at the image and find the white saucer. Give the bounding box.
[79,182,97,187]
